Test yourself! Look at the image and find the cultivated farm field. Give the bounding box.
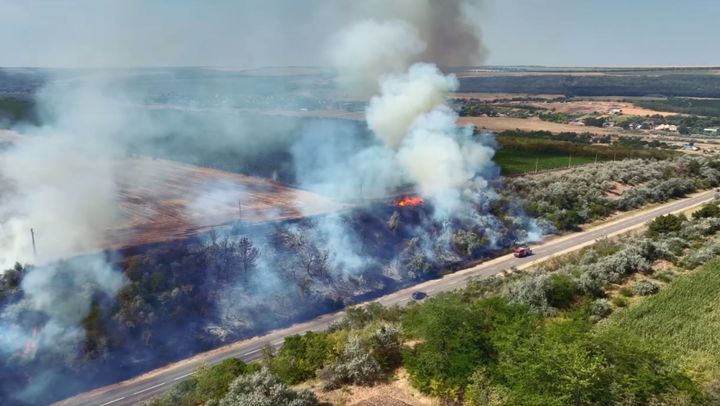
[608,259,720,383]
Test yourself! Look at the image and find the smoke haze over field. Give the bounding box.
[0,1,534,404]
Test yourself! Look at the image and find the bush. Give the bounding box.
[693,202,720,219]
[619,286,634,297]
[463,367,511,406]
[546,273,577,309]
[647,214,685,237]
[319,335,382,390]
[633,280,660,296]
[505,271,552,314]
[589,299,612,319]
[612,296,629,307]
[271,332,334,384]
[193,359,254,403]
[216,368,318,406]
[402,294,495,400]
[369,323,402,372]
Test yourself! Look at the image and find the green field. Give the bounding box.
[494,135,675,175]
[495,148,598,174]
[608,259,720,383]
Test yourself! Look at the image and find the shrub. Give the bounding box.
[369,323,402,372]
[612,296,629,307]
[217,368,318,406]
[546,273,577,309]
[647,214,685,237]
[319,335,382,390]
[681,241,720,269]
[589,299,612,319]
[693,202,720,219]
[193,358,254,403]
[619,286,634,297]
[633,280,660,296]
[271,331,334,384]
[402,294,495,400]
[504,271,551,314]
[463,367,511,406]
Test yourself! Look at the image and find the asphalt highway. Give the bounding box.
[56,189,716,406]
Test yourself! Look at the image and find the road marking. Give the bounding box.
[173,373,193,381]
[242,348,262,356]
[100,397,126,406]
[132,382,167,395]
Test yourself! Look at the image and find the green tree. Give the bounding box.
[402,294,495,400]
[271,331,334,384]
[193,358,253,402]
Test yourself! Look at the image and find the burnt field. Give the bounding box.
[0,186,535,405]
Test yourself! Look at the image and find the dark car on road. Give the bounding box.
[411,291,428,300]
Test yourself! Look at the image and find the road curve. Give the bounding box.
[56,189,716,406]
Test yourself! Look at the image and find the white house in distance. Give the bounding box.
[654,124,678,132]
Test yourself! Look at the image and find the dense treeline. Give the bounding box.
[459,74,720,98]
[635,97,720,117]
[149,200,720,405]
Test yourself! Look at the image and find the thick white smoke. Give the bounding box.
[0,135,119,268]
[328,19,425,97]
[368,63,496,215]
[0,83,130,359]
[366,63,458,148]
[2,256,125,354]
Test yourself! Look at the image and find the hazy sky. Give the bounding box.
[0,0,718,68]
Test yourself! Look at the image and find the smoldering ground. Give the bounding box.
[0,1,545,404]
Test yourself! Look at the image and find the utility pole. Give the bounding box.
[595,153,598,164]
[535,157,539,173]
[568,154,572,168]
[30,228,37,260]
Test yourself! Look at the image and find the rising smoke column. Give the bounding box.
[0,81,129,376]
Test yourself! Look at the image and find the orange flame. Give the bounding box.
[393,196,424,207]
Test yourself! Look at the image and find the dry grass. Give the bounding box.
[309,369,436,406]
[525,100,679,116]
[458,116,622,135]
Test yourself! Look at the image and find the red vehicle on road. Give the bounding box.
[514,246,533,258]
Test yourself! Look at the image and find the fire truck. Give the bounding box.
[513,245,532,258]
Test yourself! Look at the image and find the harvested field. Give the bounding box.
[107,157,346,250]
[452,92,563,100]
[524,100,679,116]
[458,116,622,135]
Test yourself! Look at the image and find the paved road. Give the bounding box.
[56,190,716,406]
